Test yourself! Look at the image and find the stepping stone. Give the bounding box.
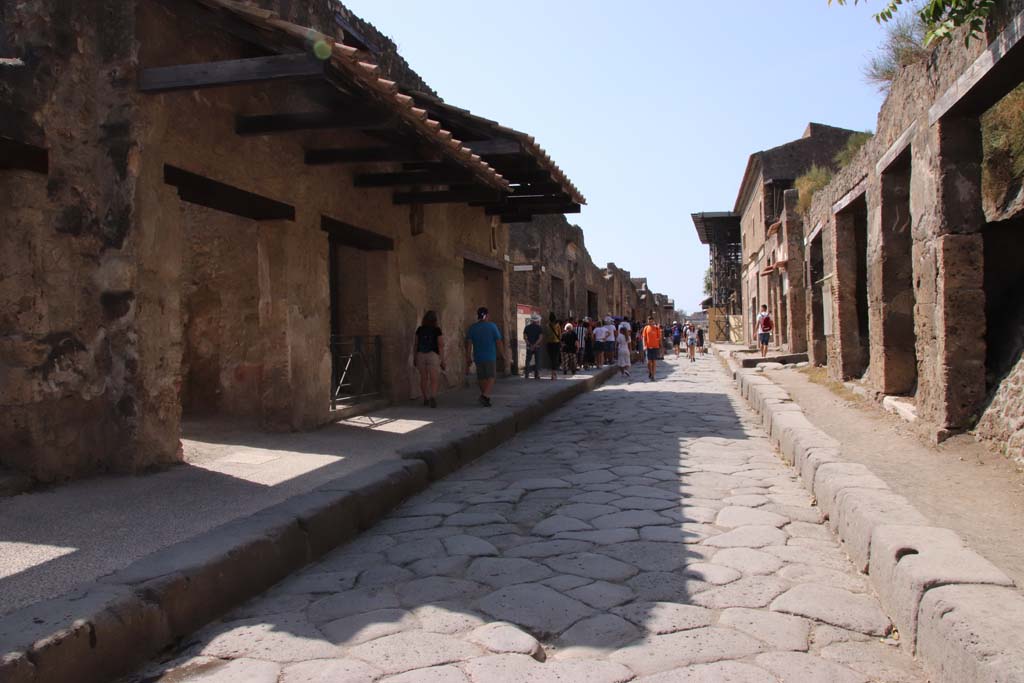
[712,548,784,575]
[755,652,868,683]
[462,654,634,683]
[320,608,417,647]
[558,503,620,520]
[505,539,593,558]
[612,601,715,634]
[442,535,498,557]
[691,576,790,609]
[770,584,891,636]
[555,528,639,544]
[681,562,742,586]
[478,583,594,636]
[465,557,553,588]
[543,552,638,582]
[703,525,788,548]
[348,631,483,675]
[397,577,483,605]
[556,614,642,657]
[715,506,789,528]
[720,608,811,652]
[609,627,764,677]
[630,661,777,683]
[568,580,635,609]
[468,622,544,660]
[592,510,669,529]
[281,659,380,683]
[531,516,592,537]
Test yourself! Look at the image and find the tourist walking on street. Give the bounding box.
[641,316,662,381]
[616,323,632,377]
[755,304,773,358]
[697,325,705,356]
[582,318,595,369]
[603,317,617,366]
[593,318,608,368]
[545,312,562,380]
[414,310,445,408]
[562,322,579,376]
[671,321,682,358]
[522,312,543,379]
[685,321,698,363]
[465,306,506,407]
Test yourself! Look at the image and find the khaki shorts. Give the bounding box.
[415,351,441,369]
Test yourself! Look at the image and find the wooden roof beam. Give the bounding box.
[236,108,395,135]
[139,53,325,93]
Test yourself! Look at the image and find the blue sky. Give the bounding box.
[345,0,890,312]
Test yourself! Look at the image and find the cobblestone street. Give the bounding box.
[133,357,925,682]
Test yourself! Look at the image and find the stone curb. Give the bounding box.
[0,367,619,683]
[714,346,1024,683]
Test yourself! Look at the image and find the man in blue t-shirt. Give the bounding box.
[465,306,507,407]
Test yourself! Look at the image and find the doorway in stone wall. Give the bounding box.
[879,150,918,395]
[587,290,598,320]
[808,232,828,365]
[835,194,870,378]
[325,217,393,408]
[463,257,505,344]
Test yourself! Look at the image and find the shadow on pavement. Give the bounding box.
[130,357,789,680]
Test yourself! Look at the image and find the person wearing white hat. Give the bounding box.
[522,312,543,379]
[561,322,579,376]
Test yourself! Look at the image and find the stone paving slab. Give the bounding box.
[124,356,927,683]
[718,346,1024,683]
[0,368,618,683]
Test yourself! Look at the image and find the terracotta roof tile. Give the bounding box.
[193,0,508,191]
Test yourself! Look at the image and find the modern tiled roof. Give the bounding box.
[194,0,509,191]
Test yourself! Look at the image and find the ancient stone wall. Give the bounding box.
[0,0,508,481]
[0,0,145,480]
[804,1,1024,438]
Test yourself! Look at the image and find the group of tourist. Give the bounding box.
[411,306,710,408]
[669,320,706,363]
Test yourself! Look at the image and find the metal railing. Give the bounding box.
[330,335,383,410]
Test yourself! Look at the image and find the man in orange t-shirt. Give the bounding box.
[641,316,663,381]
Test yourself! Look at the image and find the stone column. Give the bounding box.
[914,117,986,431]
[782,190,808,354]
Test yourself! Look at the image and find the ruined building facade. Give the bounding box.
[803,2,1024,452]
[0,0,588,481]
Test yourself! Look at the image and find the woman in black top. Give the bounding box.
[413,310,445,407]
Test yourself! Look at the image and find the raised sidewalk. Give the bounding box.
[715,346,1024,683]
[0,366,617,683]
